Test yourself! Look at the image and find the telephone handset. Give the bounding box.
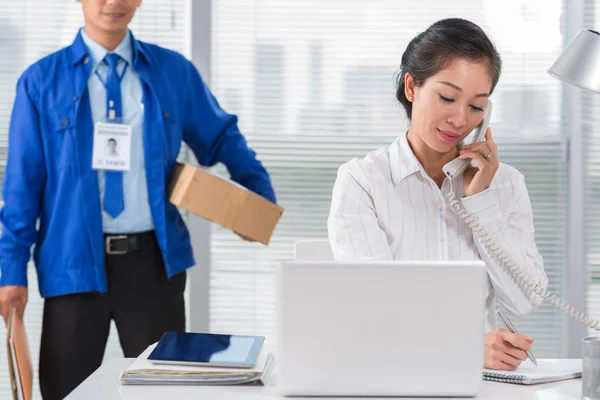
[442,99,600,331]
[442,100,493,180]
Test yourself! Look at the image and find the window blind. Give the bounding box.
[584,0,600,335]
[209,0,569,357]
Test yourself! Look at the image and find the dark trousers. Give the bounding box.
[38,236,186,400]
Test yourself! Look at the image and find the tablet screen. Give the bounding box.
[147,332,265,368]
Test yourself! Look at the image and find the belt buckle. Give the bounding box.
[105,235,128,255]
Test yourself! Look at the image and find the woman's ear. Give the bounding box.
[404,73,415,102]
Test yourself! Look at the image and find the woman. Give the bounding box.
[327,18,548,371]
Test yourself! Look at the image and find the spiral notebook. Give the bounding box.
[483,359,581,385]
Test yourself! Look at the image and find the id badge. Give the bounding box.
[92,121,132,171]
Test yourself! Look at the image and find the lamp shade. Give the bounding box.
[548,29,600,93]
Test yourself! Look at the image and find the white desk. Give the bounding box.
[67,358,583,400]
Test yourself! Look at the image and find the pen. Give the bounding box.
[496,307,538,366]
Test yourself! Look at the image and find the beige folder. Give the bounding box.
[6,306,32,400]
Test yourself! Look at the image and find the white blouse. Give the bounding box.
[327,133,548,332]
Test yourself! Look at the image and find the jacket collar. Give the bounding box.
[68,29,152,67]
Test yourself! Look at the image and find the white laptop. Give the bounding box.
[276,260,487,397]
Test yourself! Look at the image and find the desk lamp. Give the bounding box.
[549,29,600,92]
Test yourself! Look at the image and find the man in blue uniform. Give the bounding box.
[0,1,276,398]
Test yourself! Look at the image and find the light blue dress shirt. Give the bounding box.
[81,29,154,233]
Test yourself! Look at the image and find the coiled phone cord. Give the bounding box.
[447,180,600,331]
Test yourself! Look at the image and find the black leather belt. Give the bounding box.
[104,231,158,255]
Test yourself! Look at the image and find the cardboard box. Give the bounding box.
[169,163,283,245]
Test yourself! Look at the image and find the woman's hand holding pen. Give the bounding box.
[484,328,533,371]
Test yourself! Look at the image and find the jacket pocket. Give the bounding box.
[53,116,78,169]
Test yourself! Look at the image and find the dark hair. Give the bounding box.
[108,138,117,144]
[396,18,502,119]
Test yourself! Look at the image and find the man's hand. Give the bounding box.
[0,285,28,325]
[484,328,533,371]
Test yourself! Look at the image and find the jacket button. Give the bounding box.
[163,111,169,118]
[73,96,78,101]
[83,57,89,64]
[61,119,68,126]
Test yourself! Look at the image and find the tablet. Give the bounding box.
[147,332,265,368]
